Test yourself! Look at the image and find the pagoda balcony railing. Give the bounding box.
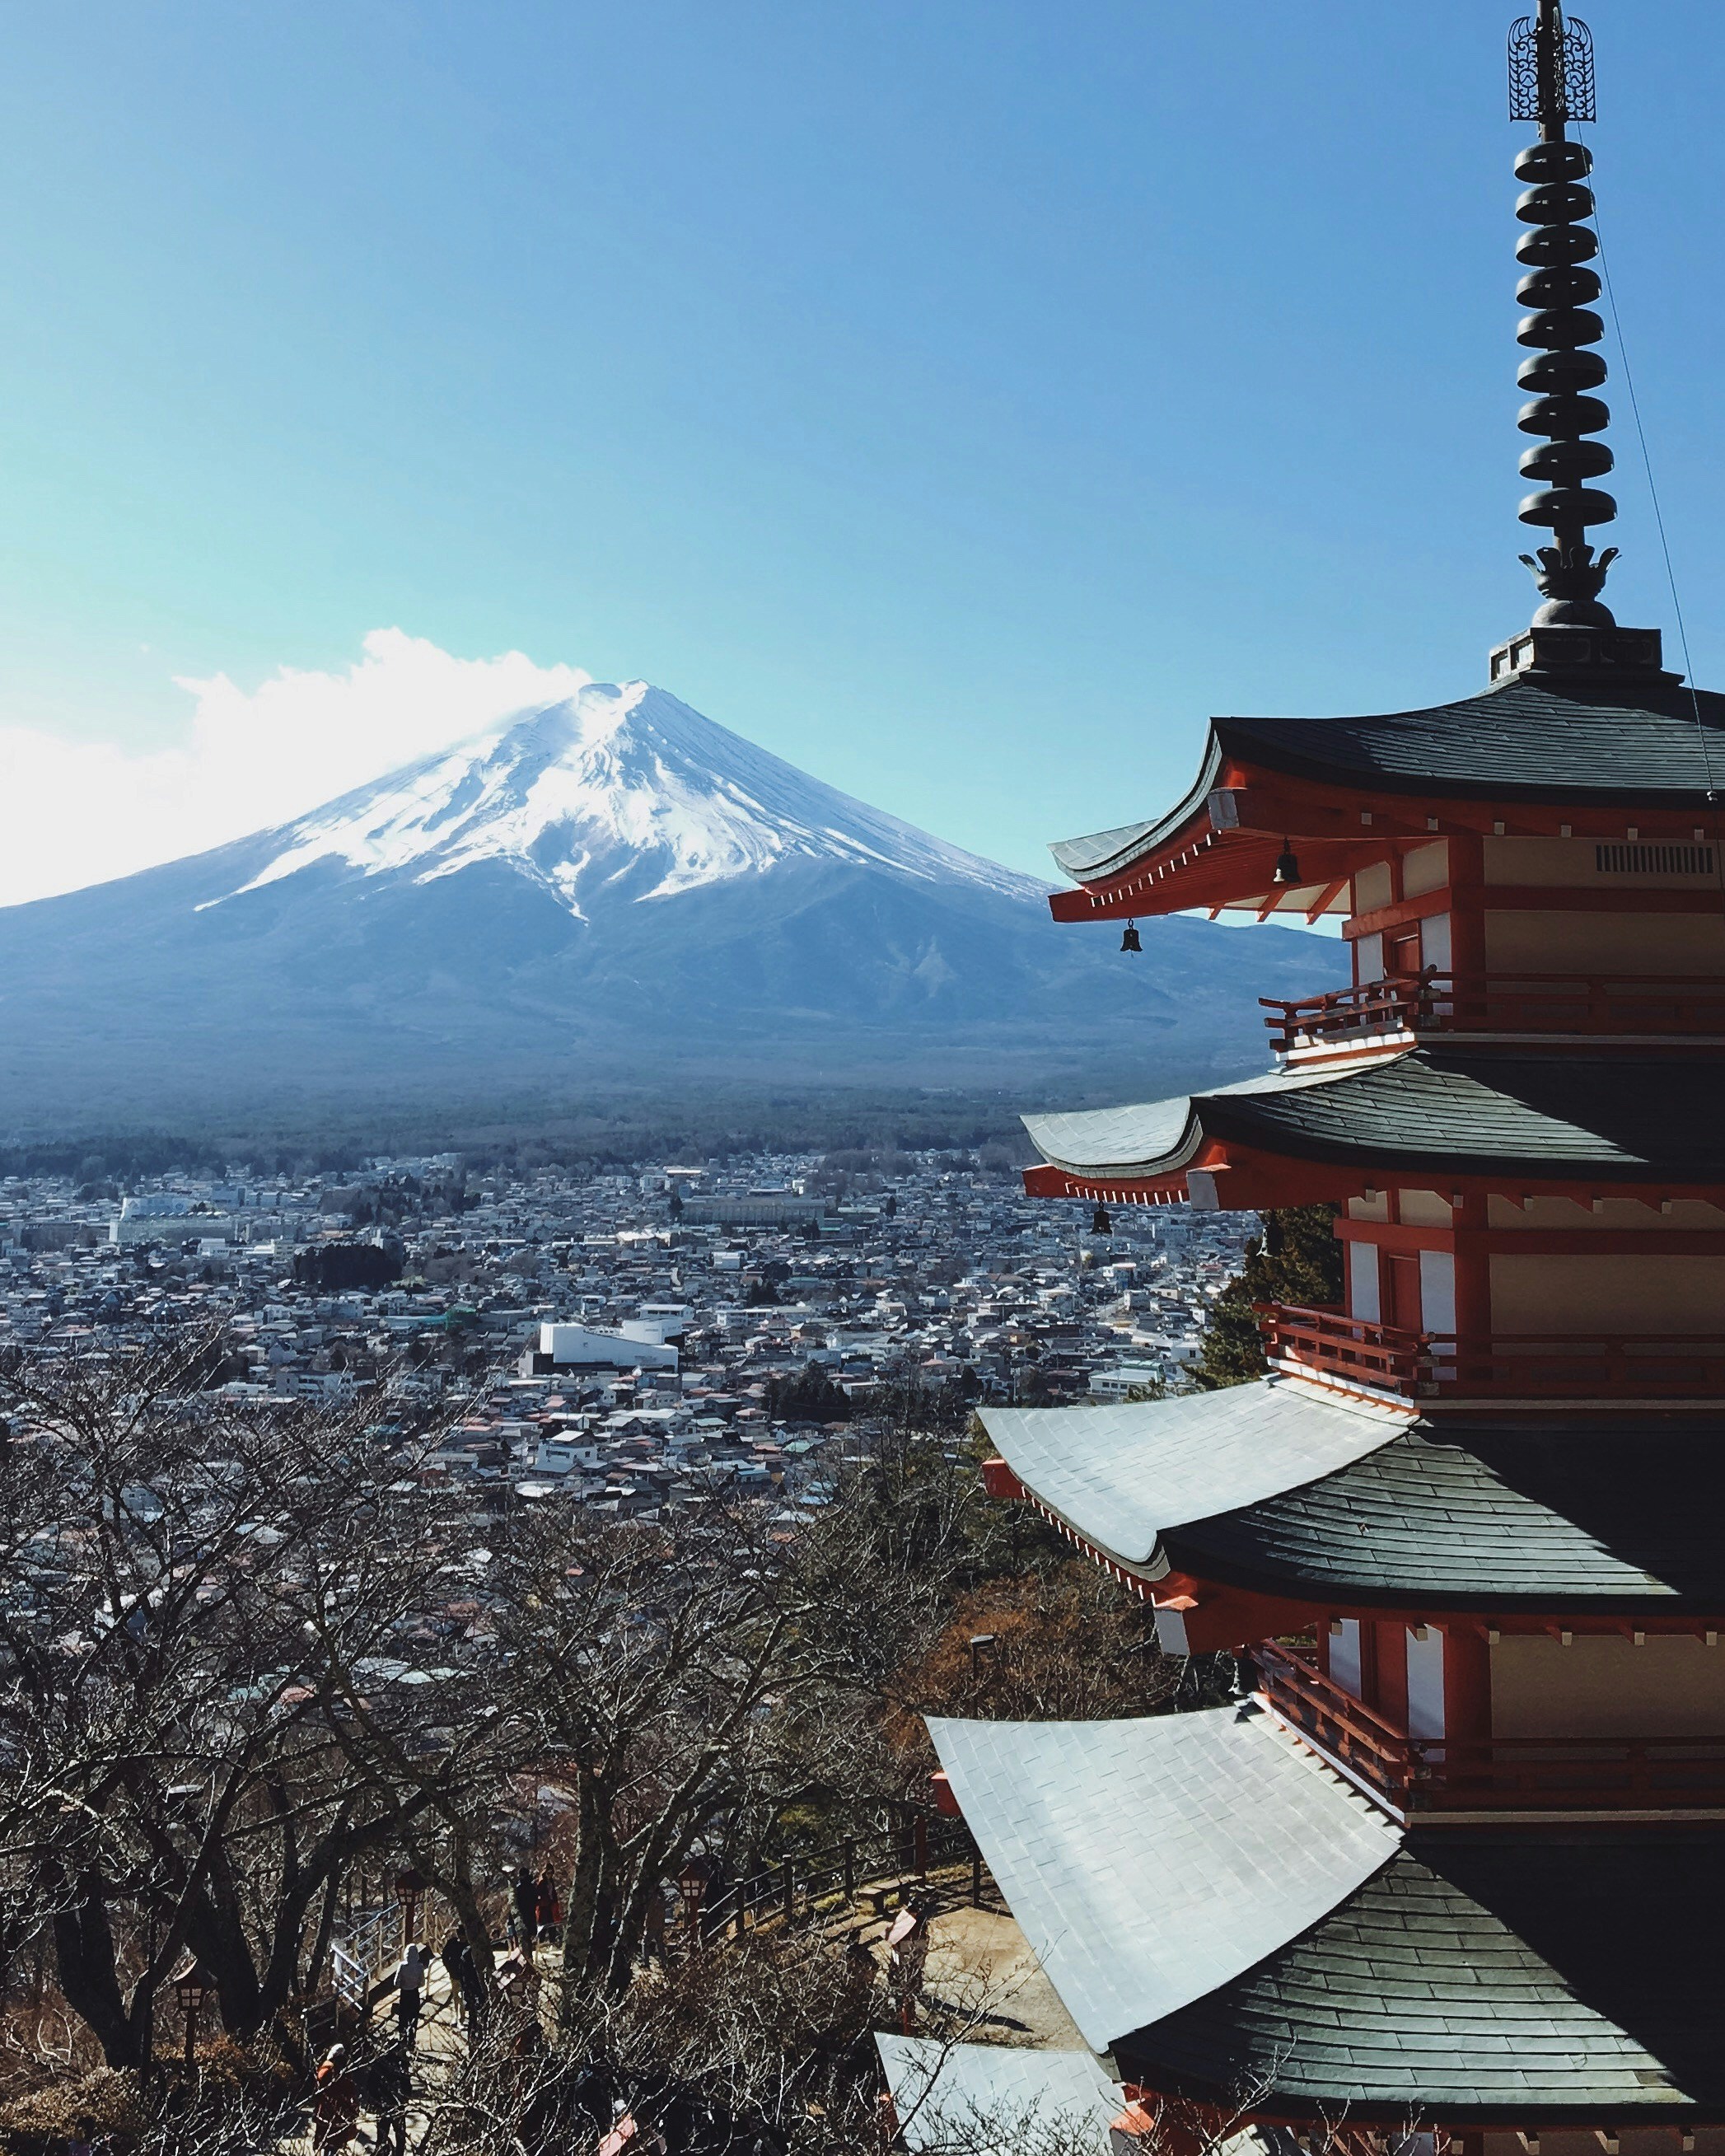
[1251,1302,1429,1392]
[1255,1302,1725,1401]
[1261,970,1725,1052]
[1256,1640,1725,1813]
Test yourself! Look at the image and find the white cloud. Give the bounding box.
[0,629,593,909]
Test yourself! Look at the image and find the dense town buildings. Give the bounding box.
[0,1153,1251,1502]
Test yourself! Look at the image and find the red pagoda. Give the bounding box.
[929,5,1725,2148]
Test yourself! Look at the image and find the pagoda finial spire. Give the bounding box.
[1508,2,1618,630]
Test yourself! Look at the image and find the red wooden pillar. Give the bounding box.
[1444,1625,1493,1744]
[1451,1196,1493,1373]
[1446,831,1489,983]
[1374,1621,1409,1730]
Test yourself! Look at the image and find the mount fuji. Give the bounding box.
[0,680,1335,1124]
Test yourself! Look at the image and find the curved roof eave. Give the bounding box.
[1021,1063,1355,1180]
[978,1382,1404,1569]
[1045,681,1725,895]
[1046,734,1224,883]
[1024,1052,1725,1185]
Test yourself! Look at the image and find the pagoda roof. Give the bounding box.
[984,1382,1725,1610]
[934,1705,1725,2121]
[1050,676,1725,884]
[1173,1412,1725,1610]
[1025,1049,1725,1189]
[977,1384,1401,1569]
[925,1705,1400,2055]
[1123,1830,1725,2120]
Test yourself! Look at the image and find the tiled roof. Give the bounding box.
[1218,676,1725,801]
[872,2038,1118,2155]
[977,1382,1401,1568]
[1049,679,1725,880]
[1170,1419,1725,1607]
[1124,1833,1725,2116]
[925,1706,1400,2052]
[1026,1051,1725,1181]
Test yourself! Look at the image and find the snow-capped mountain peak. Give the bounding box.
[219,680,1037,917]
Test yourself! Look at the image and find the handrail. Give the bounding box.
[1256,1641,1725,1812]
[1263,970,1725,1051]
[1256,1303,1725,1401]
[1252,1302,1430,1392]
[696,1814,983,1937]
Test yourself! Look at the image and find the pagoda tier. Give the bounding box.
[979,1390,1725,1820]
[1022,1049,1725,1204]
[979,1392,1725,1622]
[1050,675,1723,928]
[1022,1052,1725,1413]
[930,1707,1725,2131]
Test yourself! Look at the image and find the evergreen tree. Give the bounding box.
[1193,1204,1344,1389]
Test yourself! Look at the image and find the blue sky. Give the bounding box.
[1,0,1722,900]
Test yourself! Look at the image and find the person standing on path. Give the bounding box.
[312,2045,361,2153]
[442,1926,487,2044]
[534,1870,561,1945]
[510,1866,537,1947]
[394,1942,426,2046]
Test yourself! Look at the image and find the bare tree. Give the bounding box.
[0,1335,481,2065]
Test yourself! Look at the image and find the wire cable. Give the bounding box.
[1586,151,1721,823]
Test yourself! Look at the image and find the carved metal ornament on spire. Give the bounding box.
[1508,7,1595,124]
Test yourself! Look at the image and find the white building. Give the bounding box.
[537,1321,679,1372]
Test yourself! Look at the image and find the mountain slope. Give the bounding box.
[0,680,1338,1124]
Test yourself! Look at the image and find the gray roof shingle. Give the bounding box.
[1049,679,1725,882]
[1122,1834,1725,2116]
[1169,1417,1725,1607]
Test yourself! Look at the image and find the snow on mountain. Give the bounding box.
[0,676,1339,1123]
[216,680,1035,918]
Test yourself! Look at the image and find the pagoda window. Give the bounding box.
[1406,1626,1447,1741]
[1484,834,1721,888]
[1352,928,1382,985]
[1326,1616,1363,1700]
[1489,1193,1725,1229]
[1346,1242,1381,1322]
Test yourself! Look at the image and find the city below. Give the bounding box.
[0,1153,1252,1498]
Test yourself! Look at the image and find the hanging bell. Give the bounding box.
[1120,921,1143,953]
[1271,839,1302,887]
[1091,1204,1113,1236]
